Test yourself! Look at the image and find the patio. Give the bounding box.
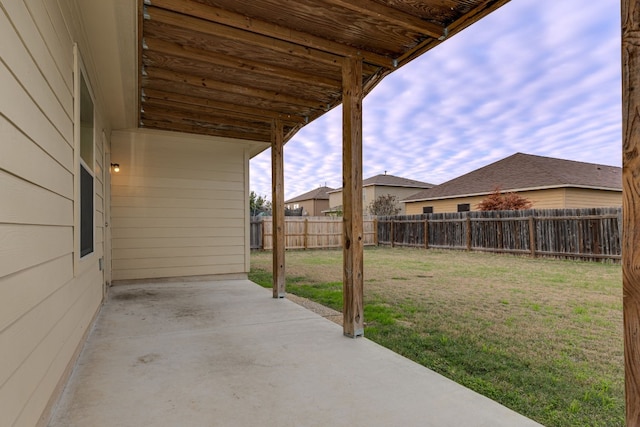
[48,279,542,427]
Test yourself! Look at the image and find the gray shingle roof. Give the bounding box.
[328,174,434,193]
[403,153,621,202]
[285,186,334,203]
[362,173,434,188]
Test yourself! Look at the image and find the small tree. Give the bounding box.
[476,187,532,211]
[368,194,400,216]
[250,191,271,216]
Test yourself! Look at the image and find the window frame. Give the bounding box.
[457,203,471,212]
[74,45,96,268]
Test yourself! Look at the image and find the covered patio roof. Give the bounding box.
[138,0,511,143]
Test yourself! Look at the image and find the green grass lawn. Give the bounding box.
[250,247,624,427]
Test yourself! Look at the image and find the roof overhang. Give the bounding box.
[135,0,511,147]
[75,1,513,151]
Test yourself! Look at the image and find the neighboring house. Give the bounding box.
[403,153,622,214]
[285,186,334,216]
[328,173,434,215]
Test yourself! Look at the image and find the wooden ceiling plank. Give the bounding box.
[143,88,308,124]
[146,6,343,68]
[144,66,328,110]
[143,104,271,130]
[147,0,394,67]
[142,78,316,117]
[145,37,341,89]
[322,0,444,39]
[142,98,301,128]
[142,118,271,142]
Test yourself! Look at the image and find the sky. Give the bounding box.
[249,0,622,201]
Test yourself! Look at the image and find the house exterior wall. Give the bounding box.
[286,198,330,216]
[0,2,106,426]
[563,188,622,208]
[404,188,622,214]
[371,186,428,215]
[330,186,428,215]
[328,191,342,213]
[111,129,250,281]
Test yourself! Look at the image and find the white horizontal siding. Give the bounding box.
[0,1,105,426]
[111,130,249,281]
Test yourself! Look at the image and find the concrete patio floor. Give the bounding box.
[48,280,543,427]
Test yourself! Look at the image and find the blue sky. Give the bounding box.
[249,0,621,201]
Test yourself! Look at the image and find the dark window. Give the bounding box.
[79,72,94,258]
[80,165,94,257]
[457,203,470,212]
[422,206,433,214]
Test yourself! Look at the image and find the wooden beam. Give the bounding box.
[146,6,343,68]
[342,56,364,338]
[623,0,640,424]
[142,88,308,123]
[142,101,269,127]
[144,66,326,110]
[272,119,286,298]
[322,0,444,39]
[147,0,394,68]
[144,37,342,90]
[141,119,270,141]
[142,78,313,118]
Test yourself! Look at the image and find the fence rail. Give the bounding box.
[251,217,377,250]
[377,207,622,261]
[250,208,622,261]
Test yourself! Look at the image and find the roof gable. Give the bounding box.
[362,173,434,188]
[404,153,622,202]
[285,186,335,203]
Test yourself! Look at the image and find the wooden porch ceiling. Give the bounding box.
[139,0,510,143]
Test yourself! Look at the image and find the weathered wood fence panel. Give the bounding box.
[253,217,376,250]
[377,207,622,261]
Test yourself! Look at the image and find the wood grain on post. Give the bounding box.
[623,1,640,423]
[342,56,364,338]
[271,119,285,298]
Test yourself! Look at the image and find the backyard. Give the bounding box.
[250,247,623,427]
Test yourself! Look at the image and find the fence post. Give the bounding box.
[373,218,379,246]
[304,218,309,250]
[424,219,429,249]
[529,216,536,258]
[391,220,395,248]
[466,216,472,251]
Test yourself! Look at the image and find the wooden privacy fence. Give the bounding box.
[377,208,622,261]
[251,217,377,250]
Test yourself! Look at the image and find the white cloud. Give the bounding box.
[250,0,621,200]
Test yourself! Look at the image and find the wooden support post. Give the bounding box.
[466,216,472,251]
[304,218,309,250]
[271,119,285,298]
[342,56,364,338]
[623,1,640,423]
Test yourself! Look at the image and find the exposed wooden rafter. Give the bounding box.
[322,0,445,39]
[146,0,395,67]
[142,88,307,123]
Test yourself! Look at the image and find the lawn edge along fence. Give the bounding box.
[251,207,621,262]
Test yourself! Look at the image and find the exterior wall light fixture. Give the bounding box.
[110,163,120,173]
